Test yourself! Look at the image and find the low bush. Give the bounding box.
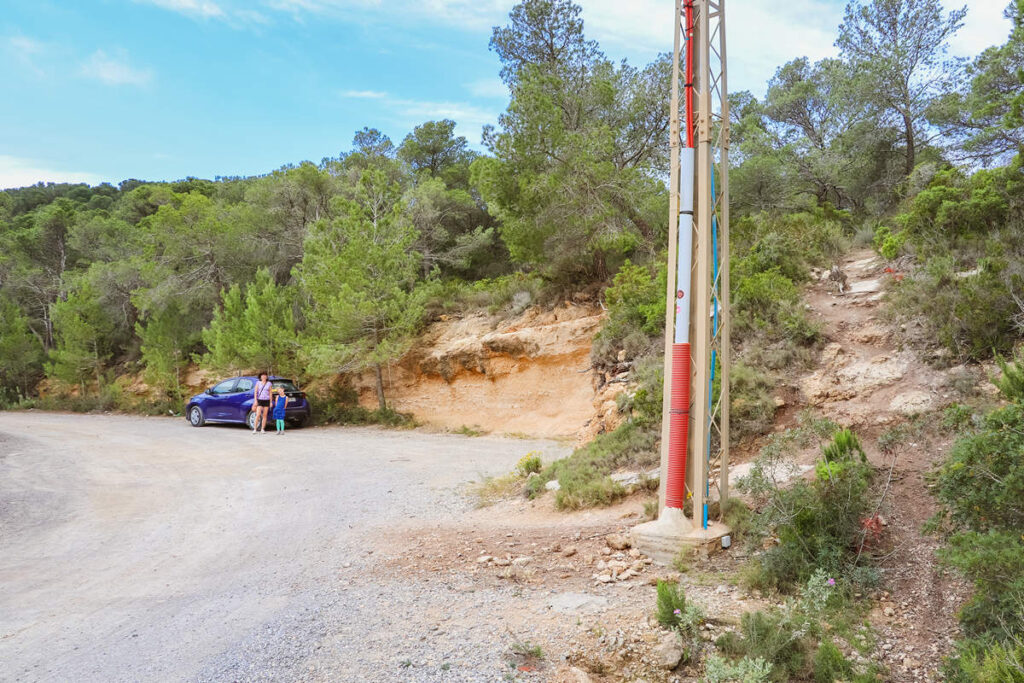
[886,155,1024,361]
[591,259,665,367]
[712,571,871,682]
[715,609,809,681]
[813,640,853,682]
[932,368,1024,676]
[731,362,777,442]
[740,425,873,592]
[529,355,663,509]
[310,380,413,427]
[703,654,772,683]
[945,641,1024,683]
[656,580,697,630]
[933,400,1024,641]
[541,420,657,509]
[888,255,1022,360]
[871,225,907,260]
[515,451,542,476]
[654,581,704,669]
[994,350,1024,401]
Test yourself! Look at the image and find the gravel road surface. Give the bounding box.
[0,412,569,682]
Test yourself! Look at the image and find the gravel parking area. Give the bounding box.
[0,412,569,682]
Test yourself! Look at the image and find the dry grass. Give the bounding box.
[471,473,524,507]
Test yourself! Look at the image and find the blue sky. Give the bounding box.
[0,0,1011,189]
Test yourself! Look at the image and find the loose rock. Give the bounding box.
[655,631,685,670]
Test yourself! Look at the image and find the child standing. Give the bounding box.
[272,386,288,435]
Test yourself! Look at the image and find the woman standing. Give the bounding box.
[252,372,272,434]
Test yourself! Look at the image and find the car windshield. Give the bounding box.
[271,380,300,393]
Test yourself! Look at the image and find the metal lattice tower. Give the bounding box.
[633,0,731,561]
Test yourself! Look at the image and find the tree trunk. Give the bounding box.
[902,112,916,177]
[374,363,386,411]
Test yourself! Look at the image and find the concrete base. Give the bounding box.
[631,507,731,565]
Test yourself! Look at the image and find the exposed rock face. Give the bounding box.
[348,305,608,438]
[800,344,913,404]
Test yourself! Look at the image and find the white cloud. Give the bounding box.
[262,0,506,28]
[576,0,845,96]
[466,77,507,98]
[947,0,1012,57]
[576,0,1009,96]
[81,49,154,86]
[4,35,50,75]
[0,156,103,190]
[391,97,499,133]
[341,89,388,98]
[8,36,45,59]
[134,0,226,19]
[132,0,1012,98]
[341,89,499,138]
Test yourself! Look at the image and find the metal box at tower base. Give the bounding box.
[631,0,732,563]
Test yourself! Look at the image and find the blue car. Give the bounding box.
[185,376,311,429]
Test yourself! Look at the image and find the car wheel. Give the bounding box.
[291,416,308,429]
[246,411,257,430]
[189,405,206,427]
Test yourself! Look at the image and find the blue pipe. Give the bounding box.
[702,164,721,528]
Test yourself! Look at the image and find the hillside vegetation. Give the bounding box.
[2,2,1024,675]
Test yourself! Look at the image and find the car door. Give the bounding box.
[228,378,255,422]
[206,379,238,420]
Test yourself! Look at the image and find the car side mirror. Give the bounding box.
[205,388,213,395]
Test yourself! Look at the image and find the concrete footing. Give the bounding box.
[630,507,731,565]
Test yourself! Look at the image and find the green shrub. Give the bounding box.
[945,640,1024,683]
[462,272,545,315]
[515,451,542,476]
[310,380,413,427]
[733,211,849,279]
[942,403,975,432]
[889,256,1021,360]
[935,402,1024,535]
[715,609,809,681]
[733,266,820,352]
[933,399,1024,662]
[872,225,907,260]
[994,351,1024,401]
[722,498,754,542]
[656,580,692,630]
[731,362,776,442]
[887,156,1024,361]
[615,356,664,426]
[704,654,772,683]
[740,427,873,592]
[813,640,853,682]
[591,259,665,366]
[532,360,662,509]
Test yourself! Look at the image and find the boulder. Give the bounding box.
[655,631,685,670]
[605,533,631,550]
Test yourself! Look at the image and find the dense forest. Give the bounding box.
[2,0,1023,676]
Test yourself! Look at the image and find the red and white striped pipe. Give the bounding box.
[665,1,696,511]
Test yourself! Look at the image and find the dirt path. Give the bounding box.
[0,412,573,682]
[794,249,970,680]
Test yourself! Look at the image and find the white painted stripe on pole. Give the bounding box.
[674,149,695,344]
[681,148,695,214]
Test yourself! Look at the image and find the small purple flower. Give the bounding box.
[827,578,836,587]
[673,608,682,616]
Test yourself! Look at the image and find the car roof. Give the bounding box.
[224,376,295,382]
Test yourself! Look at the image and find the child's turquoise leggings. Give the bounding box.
[276,419,285,432]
